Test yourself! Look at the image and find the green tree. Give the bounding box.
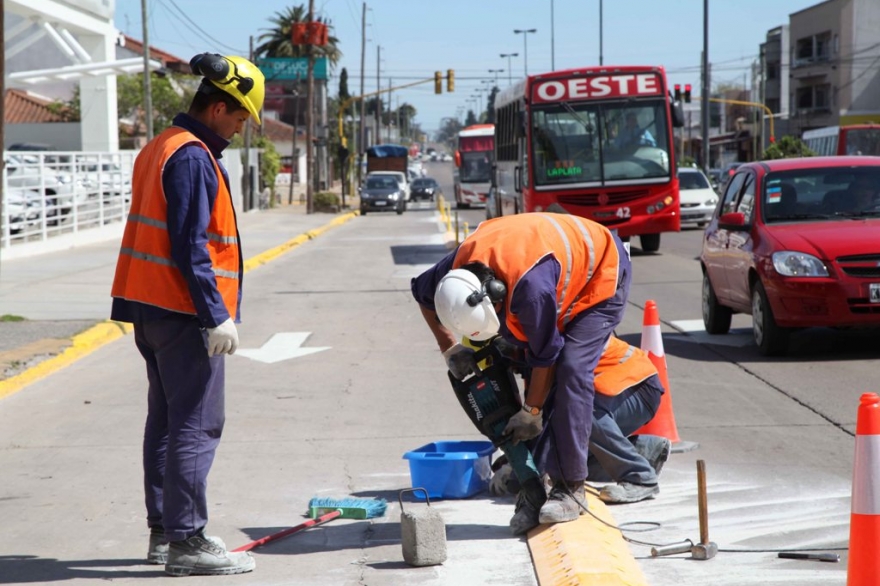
[117,72,194,138]
[338,67,350,102]
[761,135,816,160]
[254,5,342,66]
[485,86,499,124]
[465,110,478,126]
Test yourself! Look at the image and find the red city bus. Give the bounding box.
[453,124,495,208]
[801,124,880,157]
[492,66,684,252]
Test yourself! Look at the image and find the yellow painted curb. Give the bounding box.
[528,490,648,586]
[1,211,358,400]
[0,320,133,400]
[243,211,358,273]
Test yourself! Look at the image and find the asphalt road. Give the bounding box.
[2,173,873,584]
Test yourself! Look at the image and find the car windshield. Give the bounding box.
[763,167,880,223]
[679,171,710,190]
[366,177,398,189]
[531,100,671,186]
[413,179,434,188]
[459,152,492,183]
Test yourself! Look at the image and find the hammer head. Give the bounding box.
[691,541,718,560]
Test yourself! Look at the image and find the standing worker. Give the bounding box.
[411,212,631,533]
[111,53,264,577]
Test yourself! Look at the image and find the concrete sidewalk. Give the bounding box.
[0,204,357,394]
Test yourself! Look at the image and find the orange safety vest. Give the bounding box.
[452,213,620,342]
[111,127,240,318]
[594,337,659,396]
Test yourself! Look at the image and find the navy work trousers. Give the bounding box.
[134,314,226,543]
[587,374,664,485]
[532,236,632,483]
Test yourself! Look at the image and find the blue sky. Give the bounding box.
[115,0,813,131]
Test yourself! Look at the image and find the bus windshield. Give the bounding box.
[459,151,492,183]
[531,100,671,186]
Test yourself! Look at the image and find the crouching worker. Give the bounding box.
[411,213,631,532]
[490,335,670,505]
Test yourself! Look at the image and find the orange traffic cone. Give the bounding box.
[634,300,698,453]
[847,392,880,586]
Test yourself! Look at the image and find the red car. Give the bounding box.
[700,156,880,356]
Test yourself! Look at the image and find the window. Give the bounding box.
[766,63,778,80]
[737,174,756,218]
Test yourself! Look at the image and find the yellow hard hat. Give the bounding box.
[191,53,265,124]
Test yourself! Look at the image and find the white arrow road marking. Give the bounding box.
[235,332,330,364]
[668,319,754,348]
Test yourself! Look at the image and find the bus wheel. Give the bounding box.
[639,233,661,253]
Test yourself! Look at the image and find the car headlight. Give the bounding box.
[772,251,829,277]
[388,192,399,200]
[704,198,717,206]
[425,188,434,194]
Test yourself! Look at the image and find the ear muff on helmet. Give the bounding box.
[190,53,265,124]
[435,269,503,342]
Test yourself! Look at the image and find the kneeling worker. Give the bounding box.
[491,335,670,505]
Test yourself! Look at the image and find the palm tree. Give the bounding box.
[254,5,342,66]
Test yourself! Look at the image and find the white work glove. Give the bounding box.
[489,463,516,496]
[442,343,478,380]
[503,409,544,445]
[206,318,239,357]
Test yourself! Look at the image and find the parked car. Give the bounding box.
[700,156,880,356]
[410,177,442,202]
[2,188,43,234]
[359,174,406,215]
[677,167,718,228]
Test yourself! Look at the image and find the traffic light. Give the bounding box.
[684,84,692,103]
[447,69,455,92]
[434,71,442,94]
[674,84,682,102]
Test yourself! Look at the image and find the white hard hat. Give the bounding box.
[434,269,501,341]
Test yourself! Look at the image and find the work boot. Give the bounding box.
[634,435,672,477]
[538,480,587,524]
[509,478,547,535]
[599,481,659,504]
[165,531,255,577]
[147,527,168,565]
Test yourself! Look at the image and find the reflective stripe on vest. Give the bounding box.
[594,337,658,396]
[452,213,620,341]
[111,127,240,317]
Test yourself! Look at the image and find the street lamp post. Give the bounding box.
[500,53,519,84]
[513,29,537,76]
[488,69,504,85]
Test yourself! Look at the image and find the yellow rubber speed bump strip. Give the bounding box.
[0,320,133,400]
[243,211,358,273]
[528,489,649,586]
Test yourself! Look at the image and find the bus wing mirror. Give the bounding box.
[491,163,497,187]
[672,100,685,128]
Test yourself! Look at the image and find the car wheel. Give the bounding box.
[640,233,661,252]
[751,280,790,356]
[456,201,470,209]
[361,209,368,216]
[702,272,732,334]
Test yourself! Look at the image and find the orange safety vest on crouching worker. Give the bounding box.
[594,337,659,396]
[452,213,620,342]
[111,127,240,318]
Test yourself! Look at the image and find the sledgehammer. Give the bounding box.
[691,459,717,560]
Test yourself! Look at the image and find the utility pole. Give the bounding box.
[375,45,381,145]
[244,35,254,211]
[306,0,315,213]
[359,2,367,183]
[1,4,6,274]
[701,0,710,173]
[386,78,392,143]
[141,0,154,141]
